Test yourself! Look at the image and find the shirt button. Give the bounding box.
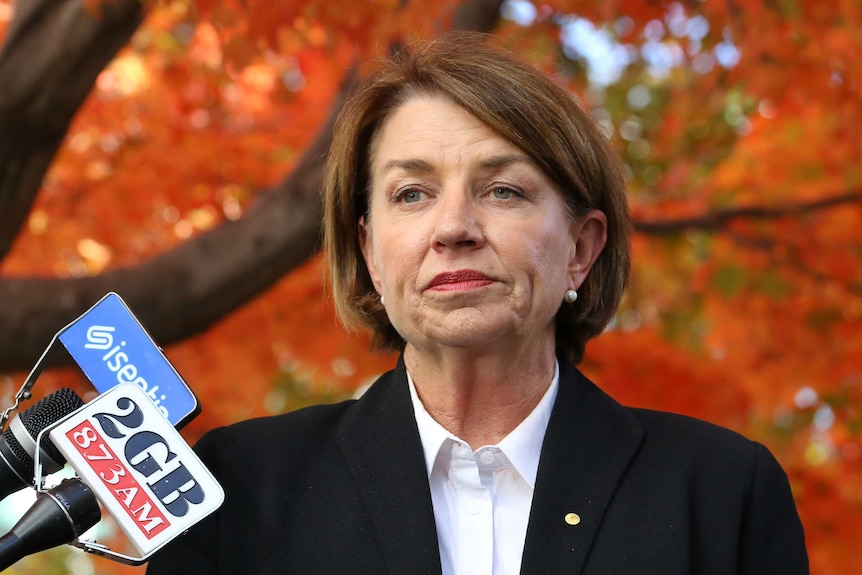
[479,451,495,465]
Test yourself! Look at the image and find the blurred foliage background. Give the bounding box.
[0,0,860,573]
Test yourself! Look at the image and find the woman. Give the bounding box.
[147,33,807,574]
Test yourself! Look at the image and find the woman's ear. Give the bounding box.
[359,216,384,294]
[568,210,608,289]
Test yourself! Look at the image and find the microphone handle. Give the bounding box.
[0,478,101,571]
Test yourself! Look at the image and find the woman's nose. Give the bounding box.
[430,191,484,250]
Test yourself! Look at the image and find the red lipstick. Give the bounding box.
[428,270,492,291]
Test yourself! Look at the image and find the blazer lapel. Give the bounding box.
[336,357,443,575]
[520,361,645,575]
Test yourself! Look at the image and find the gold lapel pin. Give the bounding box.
[564,513,581,526]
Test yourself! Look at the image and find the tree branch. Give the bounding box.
[0,0,146,260]
[633,191,860,235]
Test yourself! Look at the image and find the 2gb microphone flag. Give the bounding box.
[48,383,224,558]
[57,293,200,429]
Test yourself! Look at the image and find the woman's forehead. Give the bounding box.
[368,96,532,174]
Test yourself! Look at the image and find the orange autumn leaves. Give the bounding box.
[2,1,861,574]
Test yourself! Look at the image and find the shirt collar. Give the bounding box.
[407,362,559,488]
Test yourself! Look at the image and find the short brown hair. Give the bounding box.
[323,32,630,363]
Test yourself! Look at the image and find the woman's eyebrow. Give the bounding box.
[379,158,435,174]
[476,153,534,171]
[380,154,534,174]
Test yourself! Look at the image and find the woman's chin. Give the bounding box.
[402,309,528,353]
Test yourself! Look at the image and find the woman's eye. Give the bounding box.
[491,186,518,200]
[392,188,425,204]
[395,189,424,203]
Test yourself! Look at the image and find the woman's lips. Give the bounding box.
[427,270,493,291]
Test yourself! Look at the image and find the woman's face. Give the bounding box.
[360,96,605,355]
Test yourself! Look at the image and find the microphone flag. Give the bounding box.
[57,292,200,428]
[47,382,223,559]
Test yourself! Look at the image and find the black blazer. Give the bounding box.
[146,358,808,574]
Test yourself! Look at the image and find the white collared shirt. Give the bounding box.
[407,364,559,575]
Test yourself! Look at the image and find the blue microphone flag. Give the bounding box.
[57,293,200,428]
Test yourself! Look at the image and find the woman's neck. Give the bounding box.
[403,343,557,448]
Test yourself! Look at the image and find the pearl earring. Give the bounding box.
[564,289,578,304]
[380,295,385,306]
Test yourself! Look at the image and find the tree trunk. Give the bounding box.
[0,0,146,259]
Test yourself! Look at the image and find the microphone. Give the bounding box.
[0,477,100,571]
[0,388,84,502]
[0,382,223,569]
